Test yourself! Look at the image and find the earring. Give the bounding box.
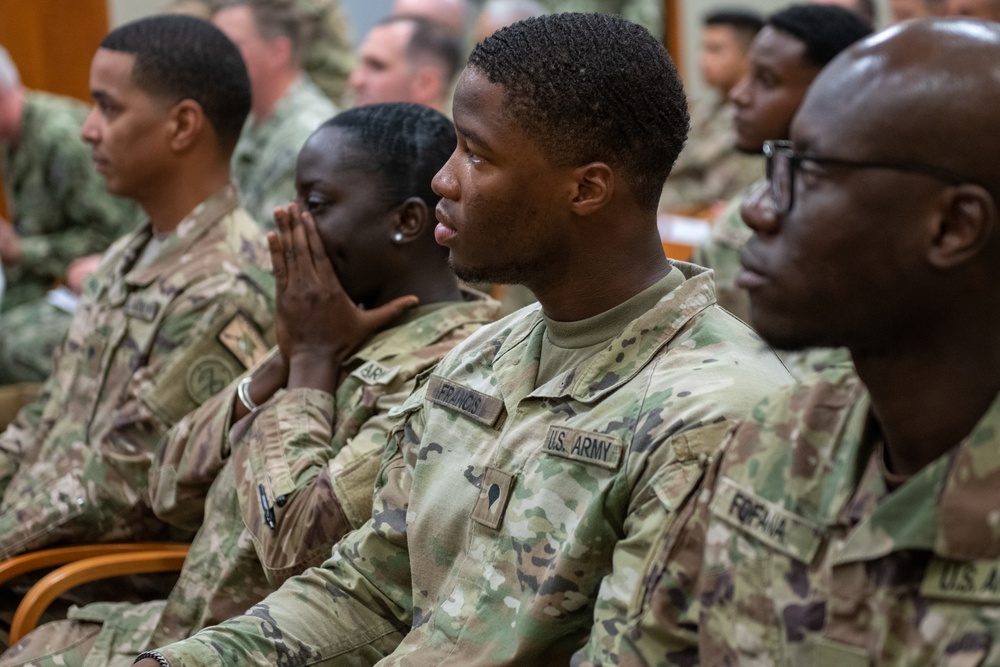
[392,232,404,244]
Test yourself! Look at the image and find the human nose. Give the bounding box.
[431,150,460,202]
[729,72,750,107]
[740,182,780,236]
[80,106,100,145]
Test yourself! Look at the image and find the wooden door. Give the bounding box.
[0,0,110,218]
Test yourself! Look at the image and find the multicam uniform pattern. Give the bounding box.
[0,185,273,559]
[0,296,500,667]
[232,77,336,229]
[622,364,1000,666]
[658,97,762,216]
[149,262,791,666]
[0,91,139,310]
[169,0,354,105]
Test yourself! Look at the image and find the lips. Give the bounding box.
[736,246,768,290]
[91,154,110,175]
[434,203,457,245]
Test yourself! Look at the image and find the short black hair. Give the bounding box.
[101,15,251,151]
[322,102,456,211]
[468,12,689,212]
[217,0,302,64]
[378,15,463,87]
[704,7,765,48]
[767,5,874,68]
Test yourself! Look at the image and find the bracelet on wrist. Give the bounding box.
[134,651,171,667]
[237,375,257,412]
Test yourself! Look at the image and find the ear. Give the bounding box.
[927,184,997,269]
[412,66,443,107]
[268,36,295,70]
[390,197,430,244]
[568,162,614,217]
[167,99,205,153]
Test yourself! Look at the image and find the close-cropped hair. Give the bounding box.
[767,4,874,68]
[704,8,764,48]
[468,12,689,212]
[100,14,252,151]
[323,102,457,211]
[378,15,463,88]
[217,0,303,64]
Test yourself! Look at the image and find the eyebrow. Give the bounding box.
[456,122,491,152]
[91,90,115,104]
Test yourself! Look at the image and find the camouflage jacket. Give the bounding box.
[623,364,1000,666]
[169,0,354,105]
[1,91,139,310]
[232,77,336,229]
[152,262,792,666]
[659,97,762,215]
[39,294,499,667]
[0,185,274,559]
[538,0,664,39]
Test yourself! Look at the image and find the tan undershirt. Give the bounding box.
[536,268,685,387]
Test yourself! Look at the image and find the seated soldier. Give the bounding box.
[658,8,763,215]
[0,102,499,667]
[691,4,870,327]
[2,0,338,387]
[168,0,354,105]
[135,13,791,667]
[0,46,138,315]
[0,45,140,385]
[623,18,1000,666]
[349,15,462,115]
[0,16,274,559]
[213,0,337,230]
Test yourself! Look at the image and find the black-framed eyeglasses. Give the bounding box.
[762,140,971,215]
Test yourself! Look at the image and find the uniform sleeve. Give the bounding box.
[148,377,241,531]
[234,380,412,588]
[0,275,274,558]
[615,443,728,667]
[152,390,429,666]
[0,380,52,496]
[570,420,733,666]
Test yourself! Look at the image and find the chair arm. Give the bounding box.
[8,546,189,644]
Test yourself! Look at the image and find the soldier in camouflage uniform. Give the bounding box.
[1,103,500,667]
[212,0,337,229]
[659,10,763,215]
[0,48,138,313]
[133,14,791,667]
[0,17,274,560]
[169,0,353,106]
[621,19,1000,666]
[690,4,873,324]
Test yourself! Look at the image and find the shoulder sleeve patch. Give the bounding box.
[186,355,237,405]
[218,313,268,369]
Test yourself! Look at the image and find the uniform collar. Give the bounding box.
[349,290,501,363]
[121,184,240,288]
[492,261,717,405]
[830,388,1000,564]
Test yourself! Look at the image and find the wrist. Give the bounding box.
[287,349,341,393]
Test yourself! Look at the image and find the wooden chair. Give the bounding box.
[0,543,189,644]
